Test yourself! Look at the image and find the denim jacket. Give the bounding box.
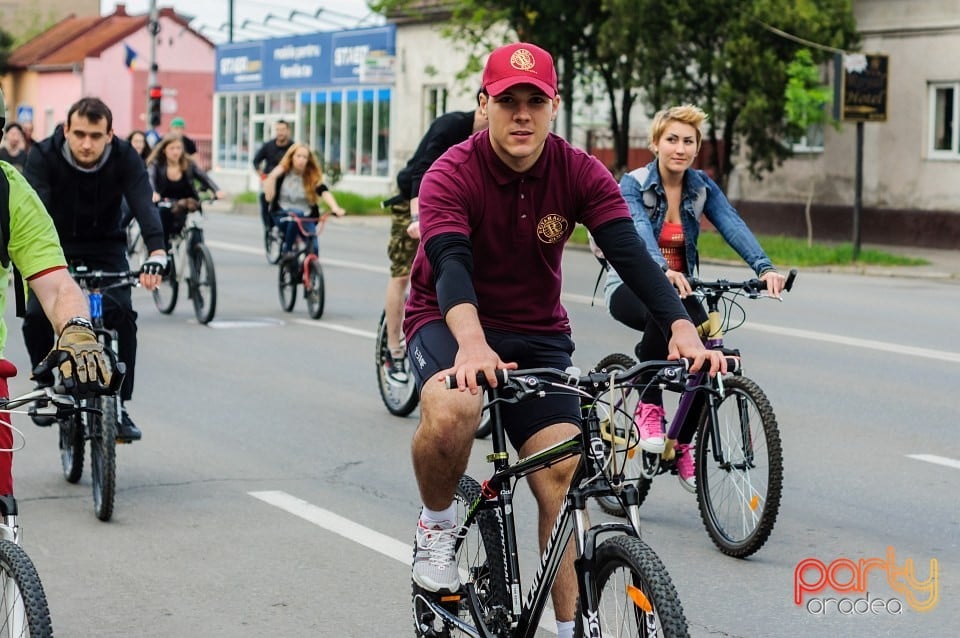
[603,160,773,306]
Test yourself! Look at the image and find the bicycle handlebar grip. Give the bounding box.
[784,268,798,292]
[677,356,740,373]
[444,369,510,390]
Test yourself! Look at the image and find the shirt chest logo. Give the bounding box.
[536,213,567,244]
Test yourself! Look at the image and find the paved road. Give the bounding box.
[3,211,956,637]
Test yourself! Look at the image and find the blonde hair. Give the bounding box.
[278,143,323,206]
[648,104,707,154]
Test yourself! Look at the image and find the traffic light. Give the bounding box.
[148,85,162,128]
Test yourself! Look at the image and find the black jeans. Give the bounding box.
[608,284,707,405]
[22,252,138,402]
[259,192,273,231]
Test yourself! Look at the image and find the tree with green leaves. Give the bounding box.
[0,27,14,76]
[785,48,836,246]
[371,0,859,189]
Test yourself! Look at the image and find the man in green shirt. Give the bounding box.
[0,89,111,496]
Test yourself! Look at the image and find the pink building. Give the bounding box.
[5,4,216,166]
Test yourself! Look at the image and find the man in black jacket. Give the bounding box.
[380,106,486,381]
[252,120,293,234]
[23,97,167,441]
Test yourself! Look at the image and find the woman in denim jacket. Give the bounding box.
[603,104,786,492]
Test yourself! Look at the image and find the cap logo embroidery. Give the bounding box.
[510,49,538,74]
[537,214,567,244]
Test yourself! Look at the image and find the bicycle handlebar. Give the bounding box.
[444,356,740,392]
[69,268,141,292]
[1,385,83,421]
[688,268,798,296]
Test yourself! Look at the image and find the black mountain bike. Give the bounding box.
[59,267,136,522]
[152,198,218,324]
[412,359,711,637]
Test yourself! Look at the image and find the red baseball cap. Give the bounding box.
[482,42,558,98]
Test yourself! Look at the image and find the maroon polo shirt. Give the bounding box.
[404,130,629,338]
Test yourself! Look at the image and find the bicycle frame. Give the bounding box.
[439,374,648,637]
[167,211,204,282]
[283,213,328,287]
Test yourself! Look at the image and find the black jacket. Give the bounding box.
[24,126,165,257]
[253,139,294,174]
[396,110,476,200]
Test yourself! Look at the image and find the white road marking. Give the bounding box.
[743,323,960,364]
[906,454,960,470]
[249,490,411,563]
[249,490,558,634]
[291,319,376,339]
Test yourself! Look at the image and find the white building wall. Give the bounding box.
[733,0,960,211]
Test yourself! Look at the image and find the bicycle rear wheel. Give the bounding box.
[592,353,653,516]
[375,311,418,417]
[58,416,84,484]
[278,257,297,312]
[413,475,510,637]
[695,375,783,558]
[0,539,53,637]
[189,242,217,324]
[577,535,688,637]
[153,255,178,314]
[304,258,325,319]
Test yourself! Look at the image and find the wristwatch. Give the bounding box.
[64,316,94,330]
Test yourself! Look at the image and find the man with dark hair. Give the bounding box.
[0,87,113,496]
[405,42,726,638]
[23,97,167,441]
[252,120,293,236]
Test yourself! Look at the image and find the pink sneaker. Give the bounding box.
[675,443,696,493]
[633,402,665,453]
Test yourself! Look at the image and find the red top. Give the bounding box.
[659,221,685,273]
[404,131,629,337]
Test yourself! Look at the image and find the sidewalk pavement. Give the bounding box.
[214,200,959,283]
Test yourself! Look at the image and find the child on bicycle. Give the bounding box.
[603,104,787,492]
[263,144,345,256]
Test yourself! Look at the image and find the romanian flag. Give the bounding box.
[124,43,140,70]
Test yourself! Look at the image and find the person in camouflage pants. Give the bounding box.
[381,105,487,381]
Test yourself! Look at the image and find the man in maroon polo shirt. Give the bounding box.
[404,42,726,637]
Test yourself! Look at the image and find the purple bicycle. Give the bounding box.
[591,270,796,558]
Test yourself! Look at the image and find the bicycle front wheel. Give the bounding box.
[413,475,509,637]
[578,535,688,637]
[592,353,653,516]
[695,375,783,558]
[89,348,118,523]
[264,226,282,264]
[0,539,53,637]
[189,242,217,324]
[375,311,418,417]
[153,255,178,314]
[304,258,325,319]
[278,257,297,312]
[58,416,84,484]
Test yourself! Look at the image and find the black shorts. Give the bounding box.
[407,321,580,450]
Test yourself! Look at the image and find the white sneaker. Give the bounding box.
[412,519,461,592]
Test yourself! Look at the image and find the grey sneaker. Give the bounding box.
[412,519,461,592]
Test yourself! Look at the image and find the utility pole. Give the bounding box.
[146,0,161,136]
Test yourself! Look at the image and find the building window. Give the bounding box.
[298,88,391,179]
[930,83,958,156]
[789,123,825,153]
[423,86,447,130]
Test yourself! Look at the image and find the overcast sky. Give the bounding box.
[100,1,382,42]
